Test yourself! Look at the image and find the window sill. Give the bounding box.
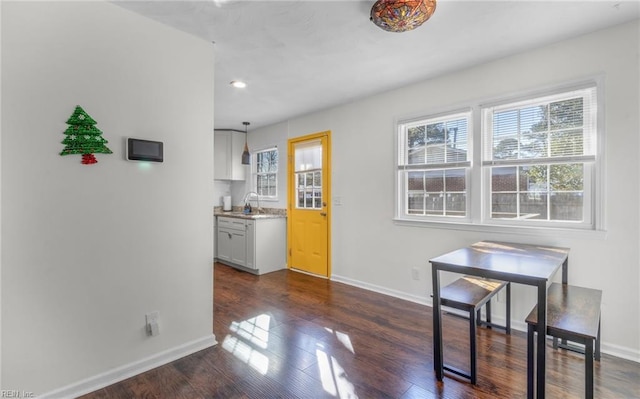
[393,218,607,240]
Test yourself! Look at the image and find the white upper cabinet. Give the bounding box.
[214,130,246,181]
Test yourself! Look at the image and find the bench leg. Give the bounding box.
[470,308,477,385]
[585,339,594,399]
[486,299,492,328]
[527,324,535,399]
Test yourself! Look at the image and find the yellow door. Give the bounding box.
[288,131,331,277]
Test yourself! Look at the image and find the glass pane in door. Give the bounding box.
[294,140,322,209]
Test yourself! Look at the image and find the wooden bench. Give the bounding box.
[525,283,602,399]
[438,276,511,384]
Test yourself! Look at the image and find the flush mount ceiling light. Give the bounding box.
[230,80,247,88]
[370,0,436,33]
[241,121,251,165]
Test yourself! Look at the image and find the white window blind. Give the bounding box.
[482,87,597,166]
[399,112,471,169]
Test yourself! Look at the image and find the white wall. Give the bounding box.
[251,20,640,361]
[1,1,215,394]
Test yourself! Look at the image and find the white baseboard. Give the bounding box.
[331,274,430,307]
[331,273,640,364]
[38,334,217,399]
[600,342,640,363]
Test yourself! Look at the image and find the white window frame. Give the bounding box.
[394,81,604,235]
[481,86,598,230]
[252,147,278,201]
[396,110,472,223]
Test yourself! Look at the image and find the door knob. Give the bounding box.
[320,212,327,216]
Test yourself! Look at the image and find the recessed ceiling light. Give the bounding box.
[230,80,247,88]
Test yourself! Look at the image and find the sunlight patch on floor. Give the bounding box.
[229,314,271,349]
[324,327,355,354]
[335,330,355,354]
[222,314,272,375]
[222,335,270,375]
[316,344,357,398]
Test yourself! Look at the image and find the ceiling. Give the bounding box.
[114,1,639,131]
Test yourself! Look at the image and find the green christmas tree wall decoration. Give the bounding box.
[60,105,112,164]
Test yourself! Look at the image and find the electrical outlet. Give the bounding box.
[145,311,160,336]
[411,267,420,281]
[146,311,159,324]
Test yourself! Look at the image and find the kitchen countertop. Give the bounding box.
[214,208,286,220]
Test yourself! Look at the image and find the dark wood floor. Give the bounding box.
[82,263,640,399]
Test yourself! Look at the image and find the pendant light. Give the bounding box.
[241,121,251,165]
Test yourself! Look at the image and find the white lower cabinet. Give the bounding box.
[217,217,245,264]
[229,229,246,265]
[216,230,230,262]
[216,216,285,275]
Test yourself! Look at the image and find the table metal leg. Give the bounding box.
[527,323,535,399]
[536,282,547,399]
[506,282,511,335]
[595,319,601,361]
[432,265,443,381]
[585,338,594,399]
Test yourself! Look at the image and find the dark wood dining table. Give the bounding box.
[429,241,569,399]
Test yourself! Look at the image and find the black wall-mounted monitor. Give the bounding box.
[127,138,163,162]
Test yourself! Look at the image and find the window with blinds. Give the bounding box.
[397,111,471,219]
[395,83,601,231]
[482,86,597,226]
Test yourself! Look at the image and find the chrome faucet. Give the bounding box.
[242,191,261,214]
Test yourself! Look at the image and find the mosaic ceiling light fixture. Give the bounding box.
[370,0,437,33]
